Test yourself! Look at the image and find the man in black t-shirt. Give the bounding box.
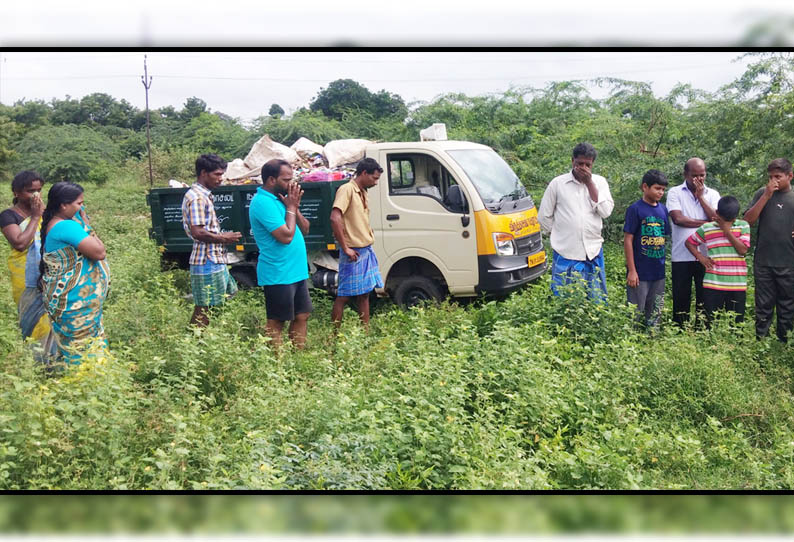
[744,158,794,342]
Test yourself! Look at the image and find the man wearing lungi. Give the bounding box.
[330,158,384,329]
[182,153,242,327]
[538,142,614,302]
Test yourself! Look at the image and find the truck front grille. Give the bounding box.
[515,231,542,255]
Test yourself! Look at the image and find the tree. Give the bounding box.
[309,79,407,121]
[249,109,349,148]
[12,124,122,183]
[740,16,794,46]
[157,105,179,121]
[96,125,146,160]
[180,97,208,123]
[310,79,370,120]
[79,93,136,128]
[699,53,794,195]
[269,104,285,117]
[599,78,678,159]
[50,96,86,125]
[371,89,407,119]
[180,112,248,158]
[130,109,148,132]
[148,106,184,151]
[8,100,51,130]
[0,115,20,181]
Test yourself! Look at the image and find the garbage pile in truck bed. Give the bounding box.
[220,135,373,185]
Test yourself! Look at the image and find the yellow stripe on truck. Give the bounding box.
[474,207,541,256]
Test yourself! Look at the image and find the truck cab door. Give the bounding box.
[373,150,478,295]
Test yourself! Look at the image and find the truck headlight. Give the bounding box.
[493,232,516,256]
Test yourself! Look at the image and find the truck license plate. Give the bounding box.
[528,251,546,267]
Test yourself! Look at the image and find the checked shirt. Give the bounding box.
[182,182,228,265]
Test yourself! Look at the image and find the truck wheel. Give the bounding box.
[393,276,445,309]
[230,266,258,289]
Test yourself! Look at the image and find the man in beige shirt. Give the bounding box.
[538,142,614,301]
[330,158,384,328]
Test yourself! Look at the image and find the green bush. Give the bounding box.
[248,110,350,148]
[1,171,794,489]
[127,145,196,186]
[4,55,794,489]
[12,124,122,183]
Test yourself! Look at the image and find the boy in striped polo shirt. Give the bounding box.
[685,196,750,327]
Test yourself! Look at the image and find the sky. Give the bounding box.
[0,0,793,45]
[0,52,767,126]
[0,0,792,125]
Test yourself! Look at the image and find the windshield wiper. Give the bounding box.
[495,187,526,211]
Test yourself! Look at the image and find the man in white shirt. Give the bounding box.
[539,142,614,301]
[666,157,720,326]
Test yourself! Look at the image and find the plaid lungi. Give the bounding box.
[190,263,238,307]
[550,248,607,303]
[337,245,383,297]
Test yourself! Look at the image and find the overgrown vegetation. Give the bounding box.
[3,494,794,532]
[1,53,794,489]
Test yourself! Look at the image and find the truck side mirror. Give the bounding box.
[445,184,468,214]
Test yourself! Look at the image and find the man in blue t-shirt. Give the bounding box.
[623,169,671,328]
[249,159,311,350]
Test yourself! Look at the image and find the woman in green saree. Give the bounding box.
[39,182,110,365]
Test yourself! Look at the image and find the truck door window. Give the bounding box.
[389,158,415,191]
[387,153,467,212]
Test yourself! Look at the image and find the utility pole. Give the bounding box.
[141,55,154,188]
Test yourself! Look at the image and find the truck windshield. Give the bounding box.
[447,149,528,209]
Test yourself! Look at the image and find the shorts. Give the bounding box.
[190,264,238,307]
[262,279,313,321]
[627,278,665,328]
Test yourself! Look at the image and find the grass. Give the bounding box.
[1,172,793,489]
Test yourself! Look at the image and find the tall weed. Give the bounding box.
[1,173,794,488]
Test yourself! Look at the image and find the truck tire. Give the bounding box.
[393,276,445,309]
[230,266,258,289]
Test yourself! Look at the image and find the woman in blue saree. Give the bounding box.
[39,182,110,365]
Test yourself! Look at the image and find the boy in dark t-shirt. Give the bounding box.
[744,158,794,342]
[624,169,671,328]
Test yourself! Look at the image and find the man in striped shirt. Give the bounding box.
[685,196,750,328]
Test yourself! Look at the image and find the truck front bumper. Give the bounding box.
[476,251,547,295]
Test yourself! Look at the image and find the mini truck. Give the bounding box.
[147,139,547,307]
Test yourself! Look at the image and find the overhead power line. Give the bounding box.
[4,75,138,80]
[1,62,738,84]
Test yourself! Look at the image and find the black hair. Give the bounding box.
[195,154,227,177]
[717,195,740,222]
[11,170,44,205]
[39,182,85,284]
[641,169,669,188]
[355,157,383,176]
[261,159,291,183]
[572,142,597,161]
[767,158,793,175]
